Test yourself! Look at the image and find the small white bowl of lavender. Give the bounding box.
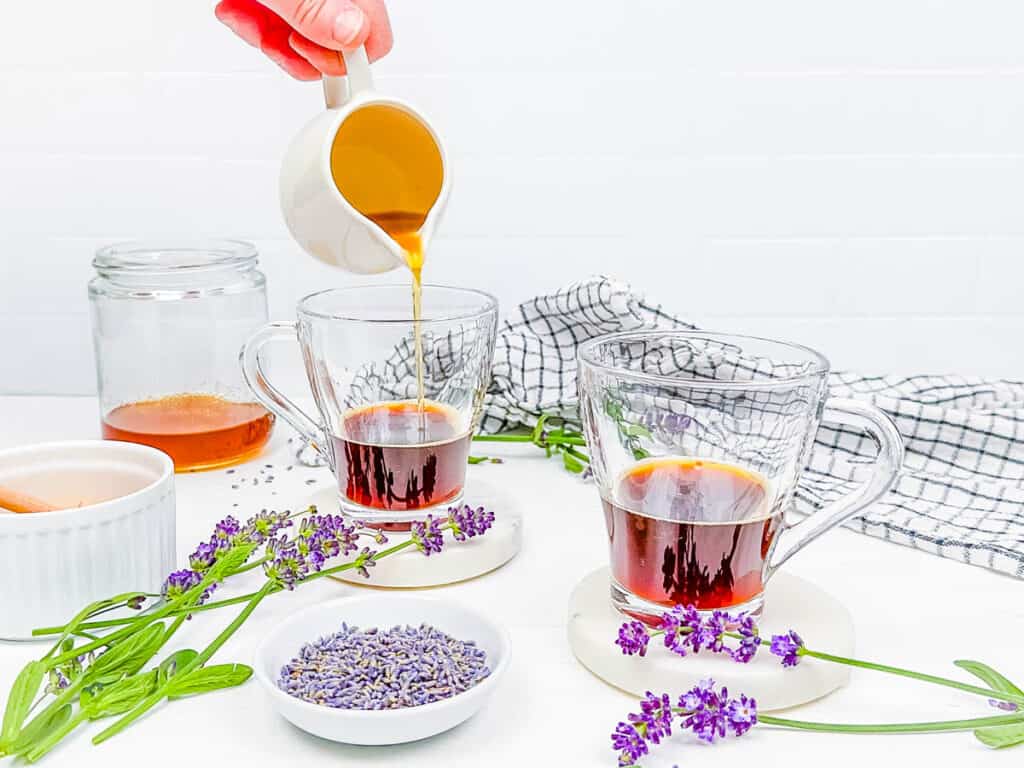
[254,594,510,745]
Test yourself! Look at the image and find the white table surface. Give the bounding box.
[1,395,1022,767]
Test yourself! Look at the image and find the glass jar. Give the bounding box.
[89,240,275,471]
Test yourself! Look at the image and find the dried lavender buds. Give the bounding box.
[278,623,490,710]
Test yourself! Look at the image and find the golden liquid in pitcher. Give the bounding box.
[330,105,444,428]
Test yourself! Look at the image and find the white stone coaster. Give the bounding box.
[304,479,522,588]
[568,567,854,711]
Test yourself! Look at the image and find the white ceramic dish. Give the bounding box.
[254,595,510,745]
[0,440,176,640]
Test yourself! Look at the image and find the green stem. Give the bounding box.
[301,539,416,584]
[759,712,1024,734]
[803,649,1024,708]
[472,433,587,447]
[35,539,422,636]
[562,445,590,462]
[653,624,1024,709]
[228,555,271,576]
[93,582,275,746]
[33,591,268,636]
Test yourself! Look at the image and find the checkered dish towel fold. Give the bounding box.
[480,276,1024,580]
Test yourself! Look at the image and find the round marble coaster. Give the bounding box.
[304,479,522,588]
[568,568,854,711]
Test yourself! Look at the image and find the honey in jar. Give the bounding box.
[102,394,274,472]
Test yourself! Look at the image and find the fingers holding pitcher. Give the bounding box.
[215,0,394,79]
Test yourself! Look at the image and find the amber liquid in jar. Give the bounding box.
[102,394,274,471]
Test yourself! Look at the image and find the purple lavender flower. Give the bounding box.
[45,669,70,695]
[770,630,805,667]
[729,613,761,664]
[212,515,241,548]
[263,538,308,589]
[611,722,648,767]
[611,680,757,765]
[659,605,702,657]
[662,413,693,433]
[126,595,146,610]
[162,569,202,600]
[679,679,728,743]
[629,692,673,744]
[241,509,293,545]
[411,515,444,556]
[161,569,217,607]
[354,546,378,579]
[989,699,1020,712]
[698,610,728,653]
[616,621,651,657]
[188,541,218,573]
[448,505,496,541]
[725,693,758,736]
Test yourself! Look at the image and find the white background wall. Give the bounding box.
[2,0,1023,395]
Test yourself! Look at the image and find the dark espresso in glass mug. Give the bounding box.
[241,285,498,527]
[578,331,904,620]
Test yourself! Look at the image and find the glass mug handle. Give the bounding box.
[768,397,904,572]
[239,322,331,466]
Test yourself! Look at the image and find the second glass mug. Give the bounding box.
[241,285,499,526]
[577,330,904,620]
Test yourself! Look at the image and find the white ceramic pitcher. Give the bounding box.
[279,47,450,274]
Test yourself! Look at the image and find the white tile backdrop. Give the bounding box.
[2,0,1024,395]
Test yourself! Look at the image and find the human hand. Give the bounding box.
[215,0,393,81]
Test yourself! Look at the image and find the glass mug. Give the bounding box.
[241,285,498,526]
[577,331,904,619]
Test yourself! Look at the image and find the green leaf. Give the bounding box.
[157,650,198,686]
[954,661,1024,749]
[529,415,548,443]
[625,425,652,439]
[955,660,1024,698]
[212,543,258,575]
[9,705,71,756]
[975,723,1024,749]
[84,671,157,719]
[167,664,253,700]
[0,661,45,750]
[467,455,489,465]
[85,622,165,682]
[561,450,585,474]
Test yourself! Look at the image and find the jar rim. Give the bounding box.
[93,239,257,275]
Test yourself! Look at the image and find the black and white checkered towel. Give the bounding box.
[481,276,1024,579]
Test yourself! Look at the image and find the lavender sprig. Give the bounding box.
[7,503,497,759]
[471,415,591,474]
[611,604,1024,759]
[612,677,1024,767]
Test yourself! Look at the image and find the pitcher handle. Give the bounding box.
[240,322,330,462]
[322,46,374,109]
[768,397,904,571]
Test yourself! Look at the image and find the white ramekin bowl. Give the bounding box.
[0,440,176,640]
[254,595,510,745]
